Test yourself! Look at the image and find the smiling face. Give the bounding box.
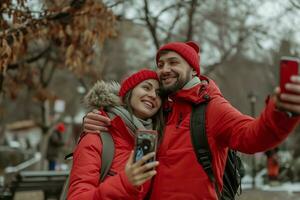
[129,79,162,120]
[156,51,195,95]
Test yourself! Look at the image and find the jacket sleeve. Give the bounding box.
[210,96,300,154]
[67,134,141,200]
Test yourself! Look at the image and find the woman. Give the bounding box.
[67,69,164,200]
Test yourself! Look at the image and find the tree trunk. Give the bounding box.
[39,100,51,170]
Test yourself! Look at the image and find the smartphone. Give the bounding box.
[280,56,299,94]
[133,130,158,163]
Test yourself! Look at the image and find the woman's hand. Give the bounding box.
[125,151,159,186]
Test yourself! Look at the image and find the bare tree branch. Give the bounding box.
[78,78,88,93]
[105,0,125,8]
[186,0,197,41]
[44,60,57,87]
[37,46,59,89]
[39,53,51,87]
[0,74,4,94]
[164,8,183,43]
[204,32,249,75]
[7,46,50,69]
[143,0,160,49]
[156,4,181,19]
[289,0,300,9]
[7,46,51,70]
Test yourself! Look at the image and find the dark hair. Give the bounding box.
[123,89,165,141]
[157,50,171,60]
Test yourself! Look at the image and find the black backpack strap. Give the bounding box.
[190,103,221,199]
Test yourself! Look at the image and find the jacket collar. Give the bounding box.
[168,76,212,105]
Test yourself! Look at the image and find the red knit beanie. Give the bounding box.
[156,41,200,76]
[119,69,159,99]
[56,122,65,133]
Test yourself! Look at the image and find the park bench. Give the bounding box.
[0,184,11,200]
[4,170,69,200]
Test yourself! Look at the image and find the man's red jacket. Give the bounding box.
[150,77,299,200]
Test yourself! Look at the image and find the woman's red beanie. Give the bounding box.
[119,69,159,99]
[156,41,200,76]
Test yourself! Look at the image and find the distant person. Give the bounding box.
[25,137,32,149]
[47,122,65,170]
[265,147,280,182]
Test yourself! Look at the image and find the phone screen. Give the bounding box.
[134,130,158,163]
[280,57,299,94]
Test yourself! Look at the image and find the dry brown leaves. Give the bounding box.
[0,0,116,76]
[0,0,116,103]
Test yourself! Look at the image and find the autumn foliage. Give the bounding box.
[0,0,116,96]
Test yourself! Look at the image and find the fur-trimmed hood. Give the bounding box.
[84,81,121,110]
[83,80,154,132]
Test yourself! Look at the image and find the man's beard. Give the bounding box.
[160,73,190,96]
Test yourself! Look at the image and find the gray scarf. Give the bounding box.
[107,106,153,134]
[183,76,201,89]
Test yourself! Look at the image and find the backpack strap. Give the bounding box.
[99,112,116,181]
[99,131,114,181]
[190,102,221,199]
[59,131,114,200]
[65,131,114,181]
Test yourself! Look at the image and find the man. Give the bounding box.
[83,41,300,199]
[47,122,65,170]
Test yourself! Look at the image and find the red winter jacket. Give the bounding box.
[149,76,299,200]
[67,115,149,200]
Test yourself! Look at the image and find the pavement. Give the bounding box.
[237,189,300,200]
[13,190,300,200]
[238,171,300,200]
[9,170,300,200]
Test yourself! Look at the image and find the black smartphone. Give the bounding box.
[133,130,158,163]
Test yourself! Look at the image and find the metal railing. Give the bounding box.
[3,152,41,186]
[4,152,41,174]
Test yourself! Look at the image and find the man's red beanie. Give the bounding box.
[156,41,200,76]
[119,69,159,99]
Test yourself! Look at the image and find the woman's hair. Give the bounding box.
[123,90,165,141]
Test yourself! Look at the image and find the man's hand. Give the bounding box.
[274,75,300,115]
[125,151,158,186]
[83,109,111,133]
